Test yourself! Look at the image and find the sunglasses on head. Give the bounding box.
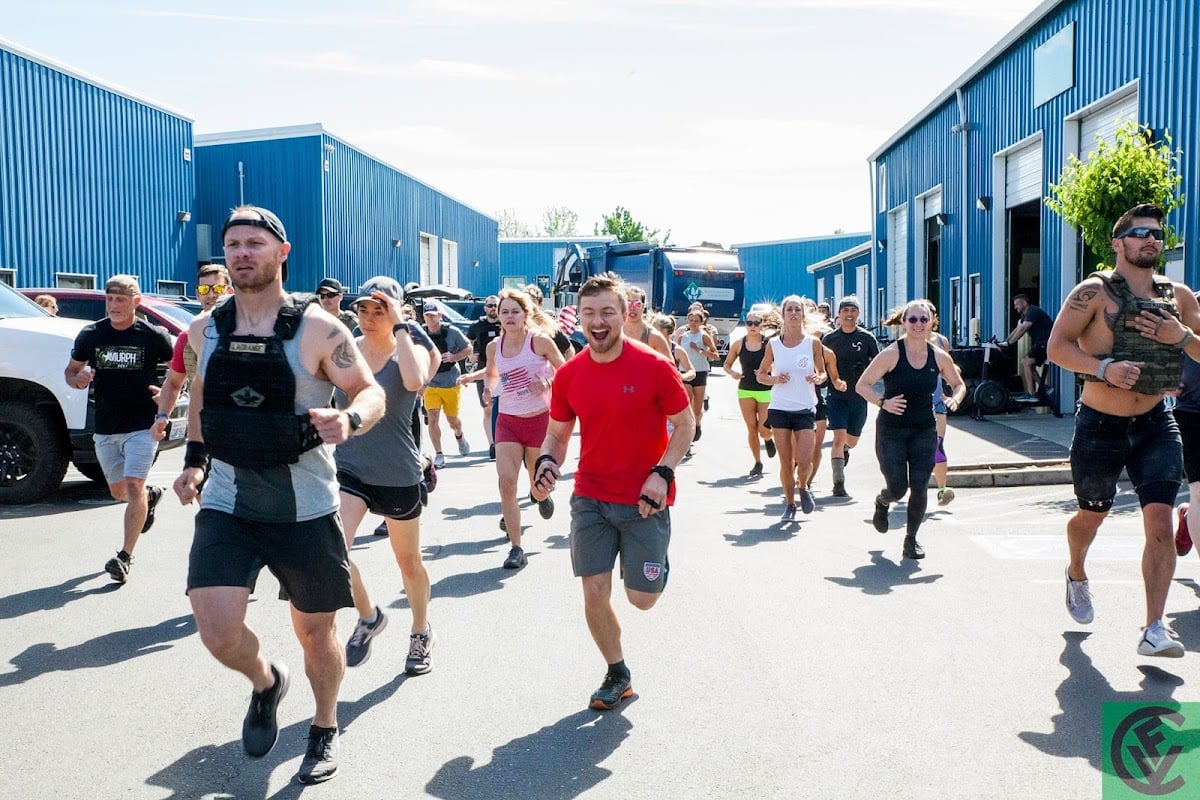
[196,284,229,295]
[1117,226,1165,241]
[906,315,930,324]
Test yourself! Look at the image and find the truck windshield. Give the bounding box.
[0,282,50,318]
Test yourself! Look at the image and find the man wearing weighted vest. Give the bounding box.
[1048,202,1200,658]
[173,205,385,784]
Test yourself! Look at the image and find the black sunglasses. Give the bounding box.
[745,320,762,326]
[317,291,341,299]
[1118,227,1165,241]
[906,315,930,324]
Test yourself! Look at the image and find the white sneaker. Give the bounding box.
[937,487,955,506]
[456,436,470,456]
[1138,620,1184,658]
[1064,567,1094,624]
[433,452,445,469]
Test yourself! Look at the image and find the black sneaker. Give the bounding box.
[749,462,763,477]
[503,546,527,569]
[423,457,438,492]
[243,662,290,758]
[903,536,926,560]
[345,608,388,668]
[703,395,710,412]
[764,439,776,459]
[799,489,815,514]
[104,552,131,584]
[872,498,889,533]
[297,726,339,784]
[842,446,850,466]
[373,520,389,536]
[831,481,847,497]
[405,626,435,675]
[141,485,163,533]
[499,517,507,533]
[693,425,702,442]
[538,496,555,519]
[488,443,496,461]
[589,673,633,710]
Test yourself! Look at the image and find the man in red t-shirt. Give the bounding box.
[532,274,694,710]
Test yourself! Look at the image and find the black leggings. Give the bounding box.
[875,423,937,536]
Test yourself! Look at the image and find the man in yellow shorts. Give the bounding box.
[421,302,473,467]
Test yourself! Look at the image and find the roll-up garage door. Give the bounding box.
[923,190,942,218]
[1080,93,1139,157]
[1005,141,1043,208]
[887,205,908,307]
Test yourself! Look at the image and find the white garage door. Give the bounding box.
[1080,92,1139,157]
[1005,141,1043,208]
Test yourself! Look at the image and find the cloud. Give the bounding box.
[265,51,561,84]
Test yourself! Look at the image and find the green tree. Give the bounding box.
[497,208,533,238]
[541,206,579,236]
[1045,121,1184,267]
[594,206,670,244]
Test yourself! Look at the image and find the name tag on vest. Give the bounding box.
[229,342,268,354]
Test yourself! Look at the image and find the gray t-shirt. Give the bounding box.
[334,354,421,487]
[424,324,469,389]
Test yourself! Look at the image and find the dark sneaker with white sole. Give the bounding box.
[345,608,388,668]
[243,662,289,758]
[872,498,889,533]
[104,552,132,584]
[141,485,164,533]
[764,439,776,458]
[406,626,435,675]
[297,726,339,784]
[590,673,633,710]
[503,546,527,569]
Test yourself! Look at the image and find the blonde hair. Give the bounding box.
[498,287,557,336]
[780,294,829,336]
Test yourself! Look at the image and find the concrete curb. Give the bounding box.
[936,460,1072,488]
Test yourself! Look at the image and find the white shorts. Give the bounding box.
[93,429,159,484]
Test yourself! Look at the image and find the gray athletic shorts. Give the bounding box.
[569,494,671,593]
[93,429,158,484]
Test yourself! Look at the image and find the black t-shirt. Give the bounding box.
[822,327,881,398]
[1021,305,1053,347]
[71,318,173,434]
[466,317,501,368]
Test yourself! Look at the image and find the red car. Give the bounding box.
[19,288,194,336]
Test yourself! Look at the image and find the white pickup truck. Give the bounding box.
[0,283,188,504]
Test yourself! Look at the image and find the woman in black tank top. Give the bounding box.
[854,300,966,561]
[722,309,776,475]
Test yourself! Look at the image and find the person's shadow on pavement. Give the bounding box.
[426,701,636,800]
[823,550,942,595]
[0,613,195,687]
[1017,631,1184,770]
[0,571,119,620]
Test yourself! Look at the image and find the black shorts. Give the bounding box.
[1070,401,1182,512]
[683,370,709,388]
[1173,408,1200,483]
[337,471,425,520]
[1027,342,1048,366]
[187,509,354,614]
[766,408,816,431]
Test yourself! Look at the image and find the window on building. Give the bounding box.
[157,280,187,297]
[55,273,96,290]
[0,269,14,287]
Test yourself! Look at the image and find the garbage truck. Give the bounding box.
[552,241,745,357]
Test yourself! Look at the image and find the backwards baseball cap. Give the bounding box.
[221,205,290,281]
[838,296,860,311]
[316,278,344,294]
[350,276,405,309]
[105,274,141,296]
[422,301,440,314]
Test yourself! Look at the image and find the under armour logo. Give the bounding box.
[623,385,636,394]
[231,386,265,408]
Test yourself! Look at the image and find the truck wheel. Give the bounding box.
[0,400,69,504]
[74,461,107,484]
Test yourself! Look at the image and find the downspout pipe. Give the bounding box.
[952,88,970,346]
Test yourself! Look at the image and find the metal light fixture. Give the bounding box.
[391,239,403,248]
[877,239,887,252]
[177,211,191,223]
[934,213,949,227]
[976,196,991,212]
[472,260,480,268]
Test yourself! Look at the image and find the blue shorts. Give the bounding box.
[1070,401,1182,512]
[825,394,868,436]
[93,429,159,484]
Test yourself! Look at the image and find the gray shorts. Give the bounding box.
[569,494,671,593]
[93,429,159,484]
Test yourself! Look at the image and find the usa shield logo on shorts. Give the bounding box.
[643,562,662,582]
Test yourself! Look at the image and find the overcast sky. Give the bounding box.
[4,0,1046,246]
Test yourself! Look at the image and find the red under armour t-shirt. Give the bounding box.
[550,338,689,506]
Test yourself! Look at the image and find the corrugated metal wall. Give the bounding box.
[734,234,871,308]
[195,130,498,296]
[0,43,194,290]
[872,0,1200,350]
[498,237,617,290]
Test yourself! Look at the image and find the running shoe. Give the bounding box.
[1064,567,1094,625]
[1138,620,1184,658]
[799,489,815,515]
[538,496,555,520]
[456,436,470,456]
[703,395,709,411]
[503,546,527,569]
[488,443,496,461]
[872,497,889,533]
[104,552,132,584]
[243,662,290,758]
[422,455,438,492]
[902,536,925,560]
[405,626,435,675]
[589,673,633,710]
[937,487,955,506]
[831,481,847,498]
[749,462,763,477]
[842,446,850,466]
[1176,503,1192,556]
[297,726,339,784]
[345,607,388,668]
[693,425,702,442]
[433,452,445,469]
[780,504,797,522]
[373,520,389,536]
[141,485,164,533]
[764,439,776,459]
[499,517,507,532]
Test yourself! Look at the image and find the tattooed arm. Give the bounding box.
[308,312,385,444]
[1047,275,1115,377]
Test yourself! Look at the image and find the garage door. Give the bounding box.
[1080,93,1139,157]
[1005,141,1043,208]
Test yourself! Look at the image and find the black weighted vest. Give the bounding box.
[1082,270,1182,396]
[201,295,325,468]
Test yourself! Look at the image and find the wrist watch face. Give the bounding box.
[347,411,362,431]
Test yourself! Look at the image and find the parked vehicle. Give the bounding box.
[442,299,487,321]
[0,284,188,502]
[553,242,745,357]
[19,288,194,337]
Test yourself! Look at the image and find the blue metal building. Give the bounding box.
[808,239,876,321]
[498,236,617,295]
[733,233,871,314]
[194,125,498,297]
[0,38,195,293]
[869,0,1199,370]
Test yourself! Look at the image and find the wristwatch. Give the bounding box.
[346,410,363,433]
[650,465,675,485]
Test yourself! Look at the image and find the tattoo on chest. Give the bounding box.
[332,341,354,368]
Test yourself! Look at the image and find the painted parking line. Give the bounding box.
[968,533,1148,561]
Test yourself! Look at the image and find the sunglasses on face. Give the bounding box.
[746,320,762,326]
[1118,226,1165,241]
[196,284,229,295]
[317,291,341,299]
[906,316,930,324]
[484,303,498,308]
